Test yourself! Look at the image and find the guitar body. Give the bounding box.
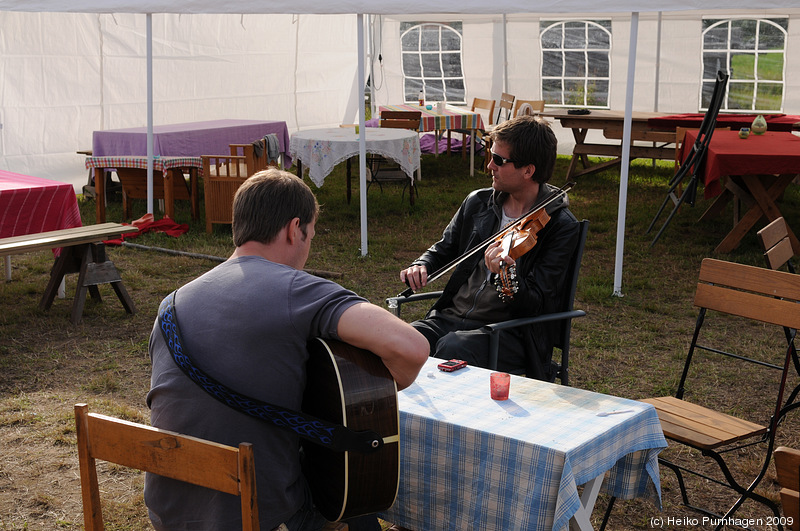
[302,338,400,522]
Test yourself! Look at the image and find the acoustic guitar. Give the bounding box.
[302,338,400,522]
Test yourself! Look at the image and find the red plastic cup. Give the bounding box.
[490,372,510,400]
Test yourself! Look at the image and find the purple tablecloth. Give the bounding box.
[92,119,291,168]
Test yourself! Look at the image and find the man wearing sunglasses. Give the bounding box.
[399,115,580,381]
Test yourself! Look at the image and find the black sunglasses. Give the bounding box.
[490,151,516,167]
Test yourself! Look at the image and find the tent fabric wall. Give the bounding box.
[372,10,800,156]
[0,12,357,190]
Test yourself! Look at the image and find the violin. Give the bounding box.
[493,207,550,302]
[397,181,574,299]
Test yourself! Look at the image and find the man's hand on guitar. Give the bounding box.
[400,265,428,292]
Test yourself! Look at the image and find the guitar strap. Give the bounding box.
[157,291,382,454]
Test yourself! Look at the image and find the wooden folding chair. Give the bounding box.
[637,259,800,530]
[495,92,515,124]
[74,403,259,531]
[449,97,496,164]
[759,217,797,274]
[484,93,517,171]
[774,446,800,530]
[202,154,250,233]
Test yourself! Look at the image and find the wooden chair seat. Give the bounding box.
[642,396,766,450]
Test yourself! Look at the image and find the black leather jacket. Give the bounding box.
[412,184,580,380]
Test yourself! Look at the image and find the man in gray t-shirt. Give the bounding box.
[145,169,428,531]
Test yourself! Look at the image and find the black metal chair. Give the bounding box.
[647,70,729,246]
[386,219,588,385]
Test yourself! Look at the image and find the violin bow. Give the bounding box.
[397,181,575,298]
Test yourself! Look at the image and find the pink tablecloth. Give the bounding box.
[0,170,82,240]
[681,130,800,198]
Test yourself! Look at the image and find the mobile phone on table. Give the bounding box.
[437,359,467,372]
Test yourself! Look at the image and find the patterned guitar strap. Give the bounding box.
[157,291,381,454]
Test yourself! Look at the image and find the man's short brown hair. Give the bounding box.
[232,169,319,247]
[489,115,558,184]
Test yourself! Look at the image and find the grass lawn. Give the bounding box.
[1,150,799,530]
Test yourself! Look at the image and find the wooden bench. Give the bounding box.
[0,223,138,324]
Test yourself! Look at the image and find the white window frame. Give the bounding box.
[701,18,787,113]
[400,22,466,105]
[540,20,612,109]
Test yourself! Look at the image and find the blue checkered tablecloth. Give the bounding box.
[379,358,666,531]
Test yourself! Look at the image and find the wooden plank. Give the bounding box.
[0,223,136,257]
[694,283,800,330]
[603,128,676,143]
[642,397,766,450]
[700,257,800,299]
[87,412,242,495]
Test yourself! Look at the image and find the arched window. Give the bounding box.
[702,18,787,112]
[400,22,465,104]
[540,20,611,108]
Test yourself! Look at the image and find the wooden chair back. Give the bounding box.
[471,97,496,126]
[694,258,800,330]
[775,446,800,530]
[758,217,796,273]
[380,110,421,131]
[229,142,273,175]
[74,403,259,531]
[202,154,250,233]
[496,92,515,123]
[513,99,545,117]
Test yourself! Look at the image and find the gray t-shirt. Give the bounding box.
[145,255,366,530]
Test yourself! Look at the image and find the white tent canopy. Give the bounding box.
[1,0,799,294]
[1,1,796,14]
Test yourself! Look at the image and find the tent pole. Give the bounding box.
[655,12,662,111]
[146,13,154,215]
[358,14,368,256]
[613,11,639,297]
[502,14,508,93]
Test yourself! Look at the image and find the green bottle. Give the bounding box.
[751,114,767,135]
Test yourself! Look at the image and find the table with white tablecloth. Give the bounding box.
[379,358,667,531]
[290,127,420,203]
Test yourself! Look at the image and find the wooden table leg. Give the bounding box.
[163,169,175,219]
[94,168,106,223]
[714,174,796,253]
[189,167,199,220]
[345,158,352,204]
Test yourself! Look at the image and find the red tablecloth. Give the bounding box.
[681,130,800,198]
[650,113,800,132]
[0,170,82,243]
